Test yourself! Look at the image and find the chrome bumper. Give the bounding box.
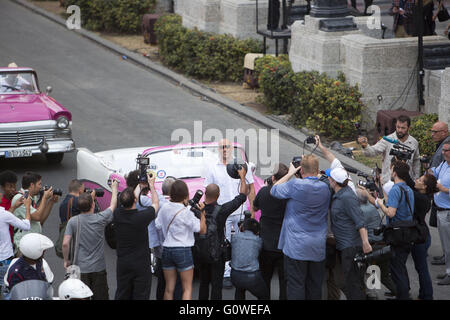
[0,139,75,158]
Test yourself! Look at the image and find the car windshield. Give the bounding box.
[143,145,247,180]
[0,72,38,94]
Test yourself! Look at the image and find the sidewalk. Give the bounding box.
[12,0,373,174]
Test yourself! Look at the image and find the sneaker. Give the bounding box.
[223,277,233,289]
[433,255,445,261]
[438,275,450,285]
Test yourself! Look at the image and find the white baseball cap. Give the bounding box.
[330,167,349,184]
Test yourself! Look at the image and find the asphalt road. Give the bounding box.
[0,0,449,300]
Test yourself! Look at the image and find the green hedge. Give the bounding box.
[64,0,155,33]
[255,55,364,139]
[409,113,439,156]
[155,14,264,82]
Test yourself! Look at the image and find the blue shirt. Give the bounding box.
[271,177,330,261]
[136,191,166,249]
[230,230,262,272]
[386,182,414,223]
[432,161,450,209]
[330,186,366,250]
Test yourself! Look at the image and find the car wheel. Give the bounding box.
[45,153,64,164]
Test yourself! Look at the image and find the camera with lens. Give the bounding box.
[39,185,63,197]
[373,224,386,236]
[389,144,414,161]
[354,245,392,268]
[226,159,248,179]
[358,179,377,192]
[305,135,316,144]
[189,189,204,217]
[136,155,150,183]
[292,156,302,168]
[84,187,105,197]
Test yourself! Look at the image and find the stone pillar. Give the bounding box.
[181,0,221,33]
[423,69,443,115]
[438,67,450,125]
[289,16,360,77]
[219,0,268,40]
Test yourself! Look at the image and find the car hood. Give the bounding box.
[0,94,65,123]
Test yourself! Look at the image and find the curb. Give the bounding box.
[11,0,372,174]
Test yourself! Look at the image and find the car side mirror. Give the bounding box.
[45,86,52,96]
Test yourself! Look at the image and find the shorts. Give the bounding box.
[162,247,194,272]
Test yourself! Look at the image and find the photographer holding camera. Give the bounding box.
[155,180,206,300]
[270,155,331,300]
[113,172,160,300]
[11,172,59,255]
[328,166,372,300]
[376,161,415,300]
[62,179,119,300]
[196,166,249,300]
[357,115,420,185]
[230,218,269,300]
[253,163,288,300]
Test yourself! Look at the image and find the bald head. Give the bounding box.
[431,121,449,143]
[205,184,220,202]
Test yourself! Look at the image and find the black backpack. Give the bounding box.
[194,205,223,263]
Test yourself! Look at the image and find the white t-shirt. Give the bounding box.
[330,158,356,194]
[204,158,253,216]
[4,258,54,287]
[155,201,200,247]
[0,207,30,261]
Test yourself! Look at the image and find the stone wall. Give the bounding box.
[438,68,450,125]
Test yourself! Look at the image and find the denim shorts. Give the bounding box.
[162,247,194,272]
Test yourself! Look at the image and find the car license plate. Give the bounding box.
[5,149,32,158]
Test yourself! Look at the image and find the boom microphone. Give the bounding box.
[382,136,399,144]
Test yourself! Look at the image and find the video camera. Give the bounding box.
[226,159,248,180]
[189,189,204,217]
[354,245,392,269]
[383,136,414,161]
[389,144,414,161]
[84,187,105,197]
[39,185,63,197]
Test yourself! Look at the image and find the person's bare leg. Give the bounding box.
[180,269,194,300]
[163,269,178,300]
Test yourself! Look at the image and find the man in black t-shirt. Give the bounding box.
[113,173,159,300]
[253,163,288,300]
[198,167,249,300]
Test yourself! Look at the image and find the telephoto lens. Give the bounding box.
[292,156,302,168]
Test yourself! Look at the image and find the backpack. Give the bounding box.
[194,205,223,264]
[55,197,74,259]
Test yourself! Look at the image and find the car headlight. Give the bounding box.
[56,116,69,129]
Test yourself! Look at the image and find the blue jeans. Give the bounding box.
[390,244,412,300]
[411,233,433,300]
[0,261,11,300]
[162,247,194,272]
[231,269,269,300]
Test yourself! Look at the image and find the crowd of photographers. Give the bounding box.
[0,117,449,300]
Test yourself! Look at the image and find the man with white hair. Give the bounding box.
[328,167,372,300]
[0,62,31,93]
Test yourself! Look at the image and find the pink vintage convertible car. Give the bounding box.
[0,67,75,163]
[77,142,264,220]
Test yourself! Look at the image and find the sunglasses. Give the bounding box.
[443,149,450,153]
[431,130,445,134]
[220,145,231,150]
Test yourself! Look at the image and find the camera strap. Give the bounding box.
[166,208,185,234]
